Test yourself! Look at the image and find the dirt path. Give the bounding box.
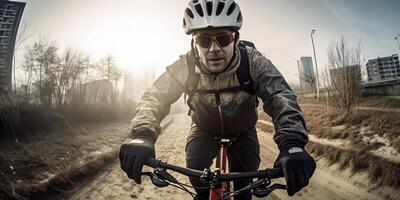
[68,114,192,200]
[69,114,387,200]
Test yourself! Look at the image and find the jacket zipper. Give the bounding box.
[216,77,224,136]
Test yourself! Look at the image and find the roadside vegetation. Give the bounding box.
[1,38,136,141]
[302,101,400,152]
[257,37,398,191]
[258,100,400,190]
[0,37,137,199]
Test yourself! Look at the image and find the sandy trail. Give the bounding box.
[69,114,385,200]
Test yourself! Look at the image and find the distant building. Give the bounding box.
[83,79,113,104]
[366,54,399,83]
[329,65,361,86]
[123,69,134,101]
[297,57,315,94]
[0,0,25,95]
[123,68,155,101]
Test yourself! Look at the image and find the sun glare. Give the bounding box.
[39,0,191,77]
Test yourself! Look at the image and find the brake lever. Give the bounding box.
[151,175,170,187]
[153,168,178,183]
[140,169,171,187]
[229,178,271,196]
[252,183,286,198]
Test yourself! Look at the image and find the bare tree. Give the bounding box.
[323,36,364,116]
[13,21,32,94]
[21,38,58,106]
[98,55,122,103]
[73,53,91,104]
[21,49,35,98]
[99,55,117,81]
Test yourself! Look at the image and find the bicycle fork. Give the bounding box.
[209,139,231,200]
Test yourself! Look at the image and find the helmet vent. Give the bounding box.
[193,0,199,3]
[183,18,186,26]
[194,4,204,17]
[206,1,213,16]
[185,8,194,19]
[216,2,225,16]
[227,2,236,16]
[236,11,242,22]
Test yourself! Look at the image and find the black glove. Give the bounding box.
[119,131,156,184]
[274,142,316,196]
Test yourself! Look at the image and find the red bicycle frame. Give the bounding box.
[209,138,232,200]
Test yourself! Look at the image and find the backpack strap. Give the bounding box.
[239,40,256,49]
[184,52,200,113]
[236,46,255,95]
[238,42,259,106]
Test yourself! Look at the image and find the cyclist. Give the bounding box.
[120,0,316,199]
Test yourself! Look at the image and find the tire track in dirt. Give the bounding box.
[69,114,386,200]
[68,114,192,200]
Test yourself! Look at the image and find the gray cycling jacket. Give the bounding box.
[131,46,308,148]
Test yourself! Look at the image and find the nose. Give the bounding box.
[209,40,222,52]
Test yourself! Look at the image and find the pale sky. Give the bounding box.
[16,0,400,84]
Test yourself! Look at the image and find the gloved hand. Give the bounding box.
[274,143,316,196]
[119,131,156,184]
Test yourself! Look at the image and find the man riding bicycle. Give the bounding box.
[120,0,316,199]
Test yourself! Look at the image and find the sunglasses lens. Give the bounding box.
[196,35,212,48]
[216,35,234,47]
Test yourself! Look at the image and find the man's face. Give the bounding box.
[193,29,235,73]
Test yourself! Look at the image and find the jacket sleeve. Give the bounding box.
[247,47,308,149]
[130,55,188,140]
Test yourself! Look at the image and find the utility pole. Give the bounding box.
[311,29,320,99]
[395,34,400,80]
[296,61,303,98]
[395,34,400,52]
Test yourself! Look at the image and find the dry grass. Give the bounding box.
[302,105,400,150]
[358,96,400,109]
[302,106,336,138]
[300,96,400,109]
[1,99,136,142]
[391,137,400,153]
[1,100,72,141]
[307,141,400,188]
[364,111,400,140]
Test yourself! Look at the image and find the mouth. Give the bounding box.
[207,58,224,62]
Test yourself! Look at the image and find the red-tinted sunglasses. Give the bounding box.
[194,33,235,49]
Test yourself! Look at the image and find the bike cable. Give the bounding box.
[167,181,197,198]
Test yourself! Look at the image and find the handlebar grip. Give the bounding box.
[268,167,284,179]
[145,157,161,168]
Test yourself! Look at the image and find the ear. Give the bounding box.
[190,38,201,59]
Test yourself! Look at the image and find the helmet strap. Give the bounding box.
[234,31,240,46]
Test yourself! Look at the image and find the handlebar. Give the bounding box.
[145,157,284,181]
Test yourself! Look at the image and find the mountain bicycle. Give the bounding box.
[141,137,286,200]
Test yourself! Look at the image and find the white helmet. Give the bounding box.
[183,0,243,35]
